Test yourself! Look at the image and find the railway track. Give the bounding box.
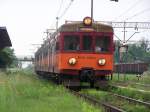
[105,84,150,107]
[111,81,150,87]
[70,90,125,112]
[109,92,150,108]
[110,83,150,93]
[134,83,150,87]
[73,86,150,112]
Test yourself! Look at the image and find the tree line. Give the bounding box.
[114,39,150,63]
[0,47,18,68]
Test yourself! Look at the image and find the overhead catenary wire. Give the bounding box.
[110,0,150,46]
[50,0,64,29]
[49,0,74,29]
[124,8,150,21]
[55,0,74,30]
[56,0,64,18]
[140,29,150,33]
[113,0,142,21]
[58,0,74,20]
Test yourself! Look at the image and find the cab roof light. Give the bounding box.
[83,17,92,26]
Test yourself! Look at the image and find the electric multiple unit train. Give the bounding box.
[35,17,114,87]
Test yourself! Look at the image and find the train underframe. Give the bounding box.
[36,69,113,88]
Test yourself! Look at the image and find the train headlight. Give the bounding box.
[68,58,77,65]
[98,59,106,65]
[83,17,92,26]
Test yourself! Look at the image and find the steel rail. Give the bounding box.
[135,83,150,87]
[110,93,150,108]
[110,83,150,93]
[111,82,150,88]
[71,90,125,112]
[100,84,150,108]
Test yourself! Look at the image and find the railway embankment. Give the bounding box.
[0,69,101,112]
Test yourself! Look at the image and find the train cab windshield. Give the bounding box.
[82,35,92,51]
[64,35,80,51]
[95,36,110,52]
[63,34,112,53]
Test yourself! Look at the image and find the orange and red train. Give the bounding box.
[35,17,115,87]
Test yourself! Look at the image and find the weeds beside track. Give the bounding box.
[70,90,125,112]
[0,70,102,112]
[80,88,150,112]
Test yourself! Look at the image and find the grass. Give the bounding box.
[112,71,150,84]
[109,72,150,102]
[111,72,150,91]
[110,86,150,102]
[0,69,101,112]
[81,89,150,112]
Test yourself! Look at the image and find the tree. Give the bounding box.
[114,40,120,63]
[140,38,149,52]
[114,39,150,63]
[0,47,18,68]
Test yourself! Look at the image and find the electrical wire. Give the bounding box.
[49,0,74,29]
[124,8,150,21]
[58,0,74,19]
[113,0,143,21]
[139,29,150,33]
[49,0,64,28]
[56,0,64,18]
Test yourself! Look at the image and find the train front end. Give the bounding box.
[57,17,114,86]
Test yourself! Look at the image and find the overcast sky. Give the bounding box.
[0,0,150,56]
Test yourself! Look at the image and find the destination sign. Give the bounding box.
[77,56,96,59]
[79,27,95,32]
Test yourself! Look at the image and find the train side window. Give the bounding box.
[82,35,92,51]
[56,41,59,51]
[64,35,79,51]
[48,45,51,54]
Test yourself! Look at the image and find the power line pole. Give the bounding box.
[90,0,118,21]
[91,0,93,21]
[123,22,126,43]
[56,17,59,30]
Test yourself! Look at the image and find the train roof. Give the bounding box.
[0,27,12,49]
[35,21,113,55]
[58,22,113,32]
